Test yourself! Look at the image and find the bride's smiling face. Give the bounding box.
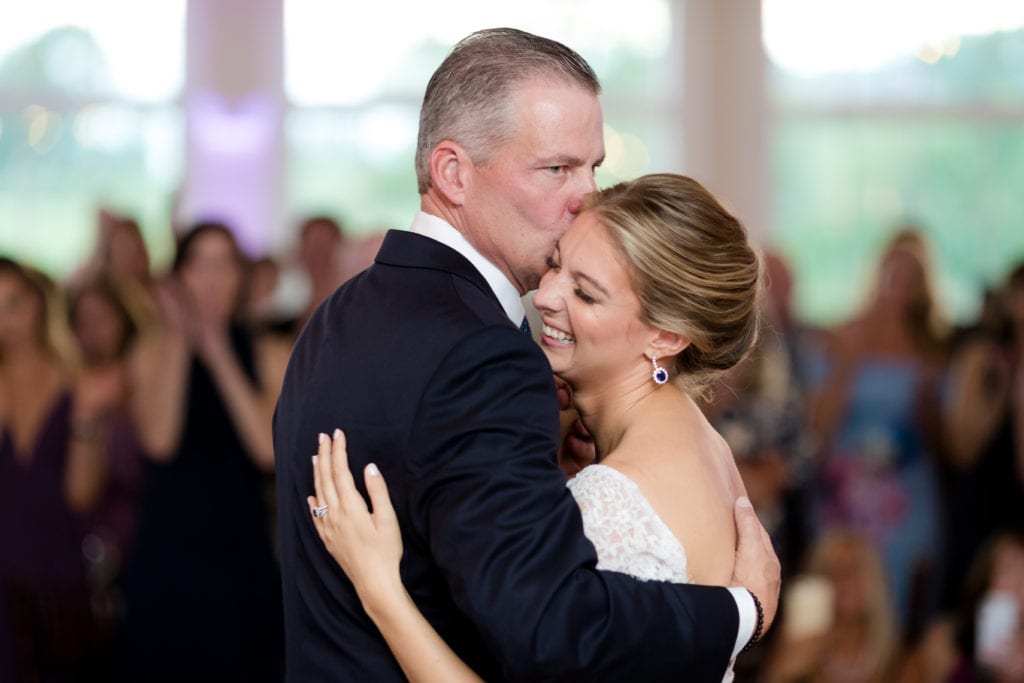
[533,211,655,387]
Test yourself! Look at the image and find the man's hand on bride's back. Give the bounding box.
[731,497,781,633]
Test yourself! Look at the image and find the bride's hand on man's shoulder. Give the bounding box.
[308,429,405,605]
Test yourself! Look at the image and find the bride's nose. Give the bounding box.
[533,270,563,313]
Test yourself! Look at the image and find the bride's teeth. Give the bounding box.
[542,324,575,343]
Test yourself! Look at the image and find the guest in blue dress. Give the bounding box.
[808,229,949,640]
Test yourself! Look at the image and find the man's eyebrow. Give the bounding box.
[537,154,585,167]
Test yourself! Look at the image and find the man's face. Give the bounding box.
[461,79,604,294]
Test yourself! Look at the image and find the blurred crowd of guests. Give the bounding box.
[706,229,1024,682]
[0,211,376,682]
[0,212,1022,682]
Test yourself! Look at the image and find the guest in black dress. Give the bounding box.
[121,223,289,682]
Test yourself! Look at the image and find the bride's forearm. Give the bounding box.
[359,584,483,683]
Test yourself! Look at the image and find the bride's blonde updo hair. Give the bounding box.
[585,173,762,396]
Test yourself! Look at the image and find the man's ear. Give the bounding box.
[428,140,472,207]
[646,328,690,361]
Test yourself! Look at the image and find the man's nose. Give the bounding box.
[568,178,596,215]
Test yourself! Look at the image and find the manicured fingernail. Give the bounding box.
[366,463,380,477]
[333,428,342,439]
[318,433,328,444]
[312,455,318,466]
[737,496,753,509]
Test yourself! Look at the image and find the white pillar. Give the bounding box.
[179,0,284,256]
[679,0,769,243]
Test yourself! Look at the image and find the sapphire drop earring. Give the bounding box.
[651,355,669,385]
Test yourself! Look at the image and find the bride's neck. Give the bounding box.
[571,373,675,461]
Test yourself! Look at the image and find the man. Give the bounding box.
[274,28,780,682]
[296,214,346,331]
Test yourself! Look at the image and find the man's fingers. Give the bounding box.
[363,463,397,528]
[734,496,758,544]
[733,495,780,631]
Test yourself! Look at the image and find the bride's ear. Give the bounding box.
[646,328,689,361]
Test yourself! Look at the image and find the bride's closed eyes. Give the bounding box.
[574,287,596,305]
[545,254,599,305]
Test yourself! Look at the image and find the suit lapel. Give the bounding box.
[374,229,500,307]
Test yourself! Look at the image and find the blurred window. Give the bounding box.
[284,0,674,235]
[764,0,1024,323]
[0,1,185,275]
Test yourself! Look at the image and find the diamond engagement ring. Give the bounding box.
[313,504,328,519]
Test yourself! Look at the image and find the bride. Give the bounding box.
[308,173,764,682]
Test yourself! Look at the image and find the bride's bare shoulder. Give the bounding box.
[608,425,739,586]
[678,431,739,585]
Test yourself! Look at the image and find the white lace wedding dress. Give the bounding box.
[566,464,736,682]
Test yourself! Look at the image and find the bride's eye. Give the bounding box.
[545,256,560,270]
[574,287,596,304]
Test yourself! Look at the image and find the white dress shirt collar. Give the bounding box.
[409,211,525,326]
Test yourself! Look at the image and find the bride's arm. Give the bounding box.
[308,430,483,683]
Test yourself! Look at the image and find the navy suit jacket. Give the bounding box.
[274,229,738,681]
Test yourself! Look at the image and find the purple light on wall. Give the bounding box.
[180,91,281,256]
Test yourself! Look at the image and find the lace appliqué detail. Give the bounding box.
[567,464,735,683]
[567,464,689,583]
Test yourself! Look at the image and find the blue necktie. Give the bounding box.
[519,317,532,337]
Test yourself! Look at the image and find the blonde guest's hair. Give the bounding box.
[0,258,76,367]
[586,174,761,397]
[808,531,898,679]
[873,228,949,355]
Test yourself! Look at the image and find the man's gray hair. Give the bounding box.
[415,27,601,195]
